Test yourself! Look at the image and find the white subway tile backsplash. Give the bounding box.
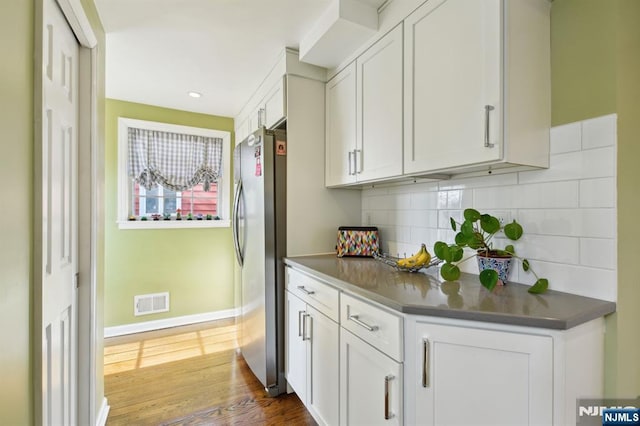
[360,114,617,301]
[518,147,614,185]
[438,210,463,230]
[550,121,581,154]
[580,238,616,269]
[517,208,616,238]
[579,177,616,208]
[515,181,580,209]
[406,210,438,228]
[582,114,617,150]
[410,227,439,246]
[581,147,616,178]
[411,191,438,210]
[369,210,389,225]
[473,186,518,209]
[581,209,616,238]
[514,235,580,265]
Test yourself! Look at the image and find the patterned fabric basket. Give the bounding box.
[336,226,380,257]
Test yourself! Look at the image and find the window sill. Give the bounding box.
[117,219,231,230]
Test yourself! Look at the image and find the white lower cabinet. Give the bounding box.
[340,328,402,426]
[285,289,339,426]
[412,321,554,426]
[285,266,605,426]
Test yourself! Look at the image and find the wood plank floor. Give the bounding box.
[104,318,316,425]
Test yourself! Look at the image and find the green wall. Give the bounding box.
[104,99,235,327]
[611,0,640,398]
[551,0,640,397]
[0,1,34,422]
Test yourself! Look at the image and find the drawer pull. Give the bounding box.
[297,285,315,295]
[384,374,395,419]
[348,314,379,332]
[422,338,430,388]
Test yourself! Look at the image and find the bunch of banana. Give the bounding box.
[397,244,432,269]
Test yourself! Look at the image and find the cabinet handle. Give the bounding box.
[258,108,265,128]
[484,105,495,148]
[355,149,362,174]
[297,285,315,295]
[384,374,395,420]
[422,338,430,388]
[348,314,379,332]
[348,151,354,175]
[298,310,305,337]
[302,313,311,341]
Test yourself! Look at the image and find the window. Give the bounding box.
[117,117,231,229]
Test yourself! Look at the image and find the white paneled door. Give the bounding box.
[40,0,79,423]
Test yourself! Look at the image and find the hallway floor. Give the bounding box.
[104,318,315,425]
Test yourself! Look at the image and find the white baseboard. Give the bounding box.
[104,308,239,338]
[96,397,110,426]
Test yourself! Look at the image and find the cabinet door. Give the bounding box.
[414,322,552,426]
[340,328,402,426]
[307,306,339,426]
[285,291,307,404]
[356,24,404,182]
[264,76,286,129]
[325,62,357,186]
[404,0,502,174]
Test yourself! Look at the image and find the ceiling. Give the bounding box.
[95,0,343,118]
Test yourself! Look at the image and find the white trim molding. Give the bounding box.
[96,398,110,426]
[56,0,97,48]
[104,308,240,338]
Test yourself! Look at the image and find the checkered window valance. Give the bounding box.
[128,128,223,192]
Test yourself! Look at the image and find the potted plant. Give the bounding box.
[433,208,549,294]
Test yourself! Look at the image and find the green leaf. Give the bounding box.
[528,278,549,294]
[479,269,498,291]
[480,214,500,234]
[440,263,461,281]
[461,220,475,237]
[504,220,524,240]
[450,245,464,262]
[454,232,468,247]
[450,217,457,231]
[467,233,484,250]
[433,241,448,260]
[464,208,481,222]
[522,259,530,271]
[504,245,515,255]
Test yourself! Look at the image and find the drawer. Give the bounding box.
[286,267,339,321]
[340,293,403,362]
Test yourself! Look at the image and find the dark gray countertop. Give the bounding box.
[283,254,616,330]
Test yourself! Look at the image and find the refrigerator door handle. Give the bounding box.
[232,180,244,266]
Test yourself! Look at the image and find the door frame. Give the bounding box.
[34,0,101,424]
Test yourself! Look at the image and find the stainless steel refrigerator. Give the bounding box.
[232,127,287,396]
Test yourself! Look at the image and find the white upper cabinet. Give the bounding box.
[325,24,404,187]
[263,76,286,129]
[404,0,550,175]
[356,24,404,182]
[326,62,357,186]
